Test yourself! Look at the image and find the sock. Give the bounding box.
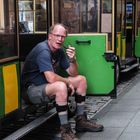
[75,94,85,116]
[59,113,68,125]
[77,102,85,116]
[56,104,68,125]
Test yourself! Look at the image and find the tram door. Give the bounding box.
[126,0,134,57]
[0,0,20,118]
[52,0,116,97]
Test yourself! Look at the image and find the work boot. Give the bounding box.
[75,114,104,132]
[60,123,79,140]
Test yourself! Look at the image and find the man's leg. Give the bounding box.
[45,81,79,140]
[75,94,104,132]
[68,75,104,132]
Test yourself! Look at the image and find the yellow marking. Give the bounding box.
[117,33,121,57]
[122,38,126,60]
[3,64,19,114]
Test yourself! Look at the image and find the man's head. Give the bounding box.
[48,23,68,52]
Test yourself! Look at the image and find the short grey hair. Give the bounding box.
[49,23,68,35]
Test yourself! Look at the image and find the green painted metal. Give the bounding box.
[0,66,5,118]
[135,28,140,57]
[64,34,114,95]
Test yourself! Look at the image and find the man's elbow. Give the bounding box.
[44,71,56,83]
[70,71,79,77]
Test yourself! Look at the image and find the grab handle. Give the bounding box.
[75,40,91,45]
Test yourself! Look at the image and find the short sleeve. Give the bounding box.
[36,50,54,72]
[59,49,70,70]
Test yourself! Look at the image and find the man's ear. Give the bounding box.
[48,34,52,40]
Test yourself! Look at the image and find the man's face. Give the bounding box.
[48,25,67,51]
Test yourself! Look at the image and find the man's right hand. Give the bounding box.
[67,82,75,96]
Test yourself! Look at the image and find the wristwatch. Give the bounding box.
[69,56,76,63]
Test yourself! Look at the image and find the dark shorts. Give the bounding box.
[27,84,50,104]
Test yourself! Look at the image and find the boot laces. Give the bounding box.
[62,125,77,139]
[79,116,99,127]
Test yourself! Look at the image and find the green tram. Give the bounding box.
[0,0,140,135]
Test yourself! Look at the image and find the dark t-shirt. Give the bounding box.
[21,40,70,88]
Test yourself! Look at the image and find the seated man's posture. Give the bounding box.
[21,23,104,140]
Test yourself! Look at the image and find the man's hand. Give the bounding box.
[67,83,75,96]
[66,79,75,96]
[66,45,76,63]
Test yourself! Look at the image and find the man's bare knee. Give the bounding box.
[76,75,87,86]
[54,81,67,92]
[54,82,68,102]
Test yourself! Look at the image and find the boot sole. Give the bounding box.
[76,126,104,132]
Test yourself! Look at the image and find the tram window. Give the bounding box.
[0,0,18,61]
[102,0,112,13]
[126,3,132,14]
[86,6,98,32]
[101,0,113,52]
[19,21,30,33]
[126,3,132,26]
[116,0,122,33]
[18,0,47,33]
[53,0,99,33]
[35,0,47,32]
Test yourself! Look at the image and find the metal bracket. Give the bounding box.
[103,53,117,62]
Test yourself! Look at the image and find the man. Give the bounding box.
[21,23,104,140]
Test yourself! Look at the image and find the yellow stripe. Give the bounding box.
[122,38,126,60]
[2,64,19,114]
[117,33,121,57]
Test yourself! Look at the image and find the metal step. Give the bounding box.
[121,57,137,66]
[121,63,139,73]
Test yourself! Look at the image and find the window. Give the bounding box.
[53,0,99,33]
[0,0,18,62]
[18,0,47,33]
